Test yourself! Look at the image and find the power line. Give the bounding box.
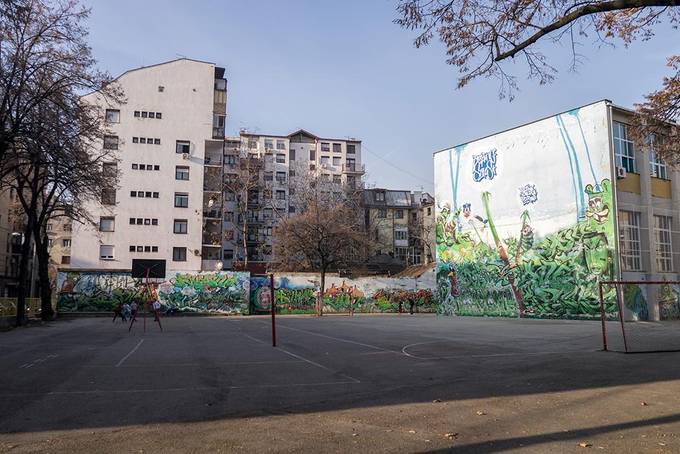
[361,144,434,186]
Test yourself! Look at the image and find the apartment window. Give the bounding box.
[63,224,72,232]
[265,138,274,150]
[395,230,408,241]
[223,249,234,260]
[154,138,161,145]
[132,164,138,170]
[276,171,286,183]
[654,215,674,272]
[156,112,162,119]
[309,164,316,171]
[264,171,273,181]
[613,122,636,173]
[133,137,139,143]
[144,246,151,252]
[377,209,387,218]
[158,86,165,92]
[99,245,114,260]
[62,239,71,247]
[105,109,120,123]
[347,144,356,154]
[129,218,135,225]
[145,191,152,198]
[289,206,296,214]
[263,208,273,219]
[103,135,119,150]
[144,219,150,225]
[225,154,237,165]
[321,142,330,152]
[395,247,409,262]
[276,190,286,200]
[395,209,404,219]
[136,246,143,252]
[99,217,115,232]
[173,219,188,234]
[427,207,432,216]
[320,156,330,164]
[332,157,341,166]
[333,175,341,184]
[136,218,143,225]
[61,256,70,265]
[172,247,187,262]
[276,154,286,163]
[648,135,669,180]
[224,211,234,222]
[276,140,286,150]
[175,166,190,180]
[147,137,153,144]
[309,149,316,161]
[176,140,190,154]
[140,137,146,144]
[248,139,258,149]
[174,192,189,208]
[289,169,296,177]
[134,111,140,117]
[152,219,158,225]
[152,246,158,252]
[375,191,385,202]
[619,210,642,271]
[141,111,148,118]
[148,112,155,119]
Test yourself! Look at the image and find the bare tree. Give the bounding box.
[395,1,680,159]
[272,172,369,315]
[223,141,264,267]
[0,0,120,325]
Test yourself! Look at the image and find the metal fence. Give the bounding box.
[0,298,43,317]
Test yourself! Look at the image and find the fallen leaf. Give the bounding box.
[640,401,648,406]
[444,433,458,440]
[433,399,442,403]
[476,411,486,416]
[578,442,592,448]
[408,430,416,434]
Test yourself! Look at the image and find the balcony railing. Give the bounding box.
[342,163,365,173]
[204,156,223,166]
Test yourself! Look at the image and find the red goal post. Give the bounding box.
[599,280,680,353]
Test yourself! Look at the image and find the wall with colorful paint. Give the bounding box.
[57,270,250,314]
[433,101,618,318]
[250,272,435,314]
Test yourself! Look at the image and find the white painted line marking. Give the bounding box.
[84,360,305,368]
[0,381,360,397]
[265,322,400,355]
[116,339,144,367]
[401,341,587,360]
[241,332,361,384]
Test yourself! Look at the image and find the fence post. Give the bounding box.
[599,282,607,351]
[270,273,276,347]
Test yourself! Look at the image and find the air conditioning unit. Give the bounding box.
[616,166,627,179]
[182,152,190,160]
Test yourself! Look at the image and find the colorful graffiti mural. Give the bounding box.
[434,101,617,319]
[57,271,250,314]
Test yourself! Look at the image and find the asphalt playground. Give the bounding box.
[1,314,680,453]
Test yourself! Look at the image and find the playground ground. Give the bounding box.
[1,314,680,453]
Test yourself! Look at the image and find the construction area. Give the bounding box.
[1,315,680,453]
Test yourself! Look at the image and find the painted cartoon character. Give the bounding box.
[462,203,471,219]
[584,179,611,223]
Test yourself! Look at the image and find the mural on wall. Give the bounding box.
[434,101,617,318]
[268,274,435,314]
[57,271,250,314]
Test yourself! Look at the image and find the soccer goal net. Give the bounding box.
[599,280,680,353]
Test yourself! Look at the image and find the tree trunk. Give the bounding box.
[15,222,33,327]
[318,269,326,317]
[33,232,54,320]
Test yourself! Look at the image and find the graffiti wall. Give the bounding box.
[262,272,435,314]
[57,271,250,314]
[433,101,617,318]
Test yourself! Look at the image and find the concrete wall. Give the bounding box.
[433,101,617,319]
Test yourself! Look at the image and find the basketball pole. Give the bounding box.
[270,273,276,347]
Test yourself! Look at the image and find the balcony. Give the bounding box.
[342,163,365,174]
[212,127,225,140]
[203,210,221,220]
[202,231,222,247]
[204,155,223,166]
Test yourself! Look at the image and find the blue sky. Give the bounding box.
[85,0,679,193]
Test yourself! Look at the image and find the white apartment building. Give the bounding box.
[222,129,363,267]
[71,58,227,273]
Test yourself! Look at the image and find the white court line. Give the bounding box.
[261,322,401,355]
[84,360,304,368]
[240,332,361,384]
[401,340,589,360]
[115,339,144,367]
[0,381,360,398]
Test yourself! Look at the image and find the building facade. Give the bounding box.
[434,100,679,320]
[221,129,363,267]
[363,189,435,266]
[71,58,227,273]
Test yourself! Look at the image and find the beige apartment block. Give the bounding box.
[71,58,227,273]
